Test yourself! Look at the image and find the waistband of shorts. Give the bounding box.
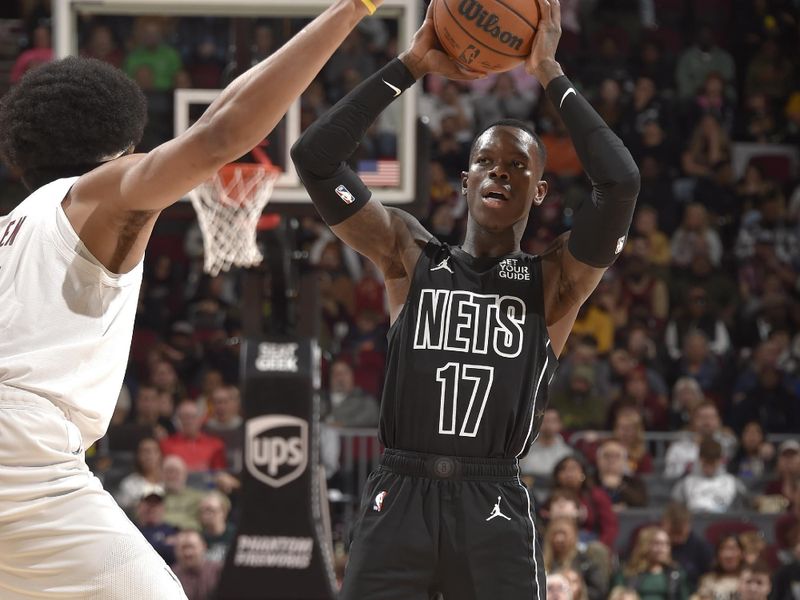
[0,387,65,415]
[379,449,519,481]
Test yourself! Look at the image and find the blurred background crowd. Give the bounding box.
[2,0,800,599]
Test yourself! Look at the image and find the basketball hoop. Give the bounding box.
[188,163,280,276]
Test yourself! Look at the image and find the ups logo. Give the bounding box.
[245,415,308,488]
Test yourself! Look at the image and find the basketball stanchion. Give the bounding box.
[188,162,280,276]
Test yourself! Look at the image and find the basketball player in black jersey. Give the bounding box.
[292,1,639,598]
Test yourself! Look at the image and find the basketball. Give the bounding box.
[432,0,540,74]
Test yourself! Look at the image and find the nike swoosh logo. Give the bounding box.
[559,87,576,108]
[382,79,401,97]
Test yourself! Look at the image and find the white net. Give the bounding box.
[188,164,279,276]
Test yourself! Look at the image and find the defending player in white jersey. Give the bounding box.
[0,0,390,596]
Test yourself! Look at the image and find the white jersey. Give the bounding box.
[0,177,143,446]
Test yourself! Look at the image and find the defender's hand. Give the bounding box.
[525,0,564,84]
[399,2,484,80]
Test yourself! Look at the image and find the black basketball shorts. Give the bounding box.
[340,449,546,600]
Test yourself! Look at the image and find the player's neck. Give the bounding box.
[461,221,521,258]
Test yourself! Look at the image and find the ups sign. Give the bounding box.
[245,415,308,488]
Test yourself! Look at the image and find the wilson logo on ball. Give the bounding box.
[457,0,523,51]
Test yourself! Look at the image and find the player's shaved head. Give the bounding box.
[0,56,146,190]
[470,118,547,172]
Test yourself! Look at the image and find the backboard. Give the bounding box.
[53,0,419,205]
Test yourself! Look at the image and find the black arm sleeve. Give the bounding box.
[545,76,641,268]
[290,59,417,226]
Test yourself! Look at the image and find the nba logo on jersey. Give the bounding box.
[373,491,388,512]
[335,184,355,204]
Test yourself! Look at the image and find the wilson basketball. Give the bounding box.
[432,0,540,74]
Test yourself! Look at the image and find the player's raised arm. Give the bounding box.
[291,3,479,276]
[528,0,640,327]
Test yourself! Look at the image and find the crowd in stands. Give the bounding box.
[2,1,800,599]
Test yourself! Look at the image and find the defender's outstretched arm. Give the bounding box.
[69,0,378,272]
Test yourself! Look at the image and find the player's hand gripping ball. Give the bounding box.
[432,0,541,73]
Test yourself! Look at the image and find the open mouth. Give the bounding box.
[483,191,508,201]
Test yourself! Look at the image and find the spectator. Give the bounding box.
[664,287,731,361]
[671,437,748,513]
[172,530,222,600]
[735,191,799,269]
[694,535,746,600]
[134,484,178,565]
[613,526,690,600]
[664,402,736,479]
[669,247,738,326]
[116,437,164,513]
[685,73,735,135]
[203,385,243,473]
[616,234,670,332]
[773,476,800,561]
[132,384,175,441]
[609,367,668,431]
[519,408,573,485]
[672,332,722,399]
[419,80,474,143]
[680,115,731,182]
[727,421,774,482]
[593,78,626,135]
[550,364,608,431]
[161,400,227,473]
[772,530,800,600]
[571,295,616,356]
[613,406,654,475]
[764,440,800,501]
[80,24,124,68]
[562,567,591,600]
[630,205,671,268]
[736,560,772,600]
[10,24,53,83]
[198,491,235,564]
[670,204,724,270]
[661,502,713,593]
[547,572,574,600]
[162,455,204,531]
[595,438,648,510]
[124,18,182,91]
[150,359,186,405]
[552,456,618,548]
[668,377,706,431]
[323,358,379,427]
[608,587,641,600]
[543,517,610,600]
[472,72,535,132]
[738,531,767,568]
[744,38,793,101]
[675,25,735,101]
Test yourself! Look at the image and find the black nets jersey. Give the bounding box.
[380,240,559,459]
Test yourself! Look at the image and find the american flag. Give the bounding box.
[357,160,400,187]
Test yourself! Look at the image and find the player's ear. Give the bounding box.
[533,179,548,206]
[461,170,468,195]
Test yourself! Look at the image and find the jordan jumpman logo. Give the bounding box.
[486,496,511,521]
[430,257,454,274]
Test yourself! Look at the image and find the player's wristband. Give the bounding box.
[360,0,377,15]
